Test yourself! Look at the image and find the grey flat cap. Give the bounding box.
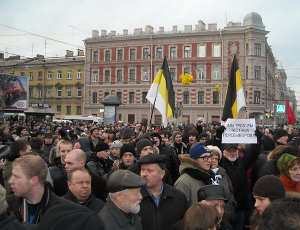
[107,170,146,193]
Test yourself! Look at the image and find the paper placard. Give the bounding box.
[222,119,257,144]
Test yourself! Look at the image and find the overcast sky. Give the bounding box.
[1,0,300,105]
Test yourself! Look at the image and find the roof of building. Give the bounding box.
[243,12,265,29]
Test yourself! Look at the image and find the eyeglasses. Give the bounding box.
[198,155,212,161]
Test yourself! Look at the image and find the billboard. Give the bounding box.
[0,74,28,110]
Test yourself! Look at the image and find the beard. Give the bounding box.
[121,200,141,214]
[227,156,237,162]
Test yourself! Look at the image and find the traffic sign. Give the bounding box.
[277,105,285,113]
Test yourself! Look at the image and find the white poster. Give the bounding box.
[222,119,257,144]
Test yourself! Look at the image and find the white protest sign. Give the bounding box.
[222,119,257,144]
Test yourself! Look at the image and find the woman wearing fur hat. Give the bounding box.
[250,175,285,230]
[277,153,300,192]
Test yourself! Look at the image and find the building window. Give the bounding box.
[38,71,43,80]
[212,65,221,80]
[46,88,52,98]
[213,91,219,104]
[129,69,136,81]
[246,66,248,79]
[93,50,98,63]
[92,92,97,104]
[143,48,150,60]
[104,69,110,82]
[57,71,62,80]
[130,48,136,60]
[105,50,111,62]
[213,44,221,57]
[56,87,62,97]
[142,68,149,81]
[29,87,33,97]
[142,92,147,104]
[129,92,135,104]
[67,71,72,80]
[254,43,261,56]
[20,72,25,76]
[66,106,71,115]
[29,72,33,81]
[116,69,122,82]
[104,92,109,97]
[156,47,162,59]
[47,71,52,80]
[198,91,205,104]
[254,91,260,104]
[77,70,82,79]
[66,86,72,97]
[76,106,81,115]
[198,45,206,57]
[183,91,189,104]
[57,105,61,113]
[254,66,261,80]
[197,65,206,80]
[92,70,99,82]
[37,88,42,98]
[117,92,122,102]
[170,68,176,81]
[77,86,82,97]
[246,43,249,56]
[170,46,177,59]
[117,49,123,61]
[183,66,191,74]
[184,46,192,58]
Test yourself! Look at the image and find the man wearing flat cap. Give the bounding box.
[199,184,234,230]
[139,154,188,230]
[98,169,146,230]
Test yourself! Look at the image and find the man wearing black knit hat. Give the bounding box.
[139,154,188,230]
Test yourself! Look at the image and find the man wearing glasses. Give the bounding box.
[175,143,214,206]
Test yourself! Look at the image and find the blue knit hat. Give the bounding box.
[189,143,210,160]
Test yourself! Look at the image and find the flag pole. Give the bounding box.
[149,71,163,127]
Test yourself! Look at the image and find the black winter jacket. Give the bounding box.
[140,184,188,230]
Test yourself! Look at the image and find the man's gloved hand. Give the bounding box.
[216,126,226,139]
[255,128,263,140]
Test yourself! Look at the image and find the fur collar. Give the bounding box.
[179,154,200,169]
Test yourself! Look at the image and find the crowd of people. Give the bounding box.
[0,117,300,230]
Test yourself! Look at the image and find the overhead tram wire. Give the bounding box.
[0,23,84,49]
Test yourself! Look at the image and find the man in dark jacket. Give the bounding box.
[98,169,146,230]
[139,154,188,230]
[7,154,71,224]
[64,168,104,213]
[219,141,261,230]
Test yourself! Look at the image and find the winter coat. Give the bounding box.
[34,202,105,230]
[0,214,32,230]
[48,162,68,196]
[140,184,188,230]
[174,154,213,206]
[63,191,104,213]
[7,183,70,224]
[98,197,143,230]
[170,142,188,155]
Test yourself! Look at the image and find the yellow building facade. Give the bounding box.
[0,52,85,116]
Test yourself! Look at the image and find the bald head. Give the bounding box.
[65,149,86,172]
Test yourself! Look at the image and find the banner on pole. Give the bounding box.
[222,119,257,144]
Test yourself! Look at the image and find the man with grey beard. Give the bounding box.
[98,170,146,230]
